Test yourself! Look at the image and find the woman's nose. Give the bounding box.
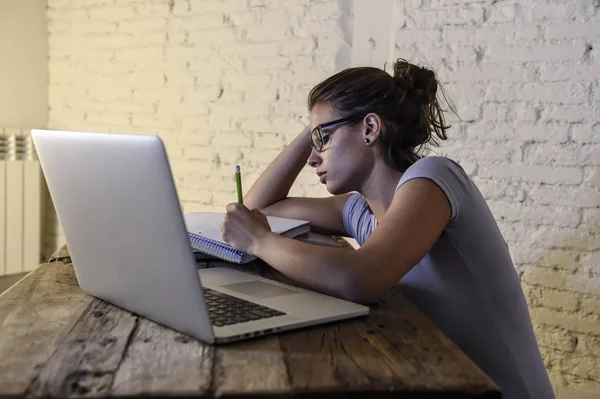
[307,147,321,168]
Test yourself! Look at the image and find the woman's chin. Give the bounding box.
[326,182,344,196]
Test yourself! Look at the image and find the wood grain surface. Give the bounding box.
[0,245,501,398]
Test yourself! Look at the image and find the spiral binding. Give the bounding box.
[188,232,246,263]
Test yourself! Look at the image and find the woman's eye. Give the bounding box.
[322,135,331,144]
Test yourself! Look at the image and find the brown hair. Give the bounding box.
[308,58,454,171]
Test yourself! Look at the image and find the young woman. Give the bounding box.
[221,59,554,398]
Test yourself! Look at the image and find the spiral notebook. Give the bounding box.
[184,212,311,264]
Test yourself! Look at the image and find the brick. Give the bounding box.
[246,56,290,72]
[245,149,282,164]
[165,46,214,61]
[530,185,600,208]
[515,25,540,41]
[449,65,534,83]
[86,112,130,127]
[485,82,589,104]
[119,18,167,33]
[485,4,518,23]
[169,14,226,31]
[71,21,117,35]
[579,296,600,317]
[573,124,600,144]
[176,187,214,204]
[252,133,286,150]
[114,47,164,61]
[532,3,575,21]
[528,287,580,313]
[523,266,568,290]
[566,274,600,295]
[211,132,253,148]
[479,162,581,187]
[188,28,238,45]
[540,105,590,123]
[481,104,511,122]
[396,29,442,45]
[171,102,210,117]
[523,143,583,166]
[410,7,485,28]
[88,7,137,21]
[226,11,260,27]
[539,62,600,82]
[192,0,249,13]
[170,0,190,16]
[87,85,132,102]
[489,201,581,228]
[47,8,88,22]
[485,45,588,63]
[181,87,224,103]
[106,101,155,114]
[559,354,600,381]
[211,104,270,119]
[87,33,166,49]
[131,114,178,130]
[240,117,305,134]
[528,227,600,251]
[183,145,215,160]
[47,0,72,7]
[512,248,583,271]
[444,141,518,161]
[135,2,170,18]
[583,166,600,187]
[530,308,600,335]
[535,325,579,352]
[166,73,195,88]
[442,27,509,45]
[291,55,313,69]
[472,178,521,200]
[545,23,600,40]
[307,2,339,20]
[244,24,289,41]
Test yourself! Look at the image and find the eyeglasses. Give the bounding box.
[310,114,367,152]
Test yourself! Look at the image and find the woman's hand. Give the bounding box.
[221,203,272,255]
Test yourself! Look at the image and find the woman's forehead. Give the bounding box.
[310,103,341,128]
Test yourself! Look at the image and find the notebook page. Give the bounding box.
[183,212,310,245]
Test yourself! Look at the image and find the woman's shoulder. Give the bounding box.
[399,155,470,187]
[409,155,464,172]
[398,155,476,222]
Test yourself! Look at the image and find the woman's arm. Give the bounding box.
[239,178,451,304]
[243,126,312,211]
[243,126,351,236]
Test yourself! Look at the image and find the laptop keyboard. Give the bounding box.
[203,288,286,327]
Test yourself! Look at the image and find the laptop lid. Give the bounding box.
[31,129,215,344]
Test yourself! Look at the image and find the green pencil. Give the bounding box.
[235,165,243,204]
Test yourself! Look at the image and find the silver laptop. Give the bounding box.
[31,129,368,344]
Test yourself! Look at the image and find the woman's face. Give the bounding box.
[307,103,374,195]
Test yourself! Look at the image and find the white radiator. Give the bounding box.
[0,134,42,276]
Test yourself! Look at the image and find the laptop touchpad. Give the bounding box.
[221,281,298,299]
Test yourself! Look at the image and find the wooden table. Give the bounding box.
[0,245,501,398]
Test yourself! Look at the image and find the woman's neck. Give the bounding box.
[360,164,404,221]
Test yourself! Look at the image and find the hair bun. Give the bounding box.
[393,58,437,106]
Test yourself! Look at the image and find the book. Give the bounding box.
[183,212,311,264]
[295,232,341,248]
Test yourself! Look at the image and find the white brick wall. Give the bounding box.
[45,0,599,395]
[396,0,600,395]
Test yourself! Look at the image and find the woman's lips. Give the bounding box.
[319,173,327,183]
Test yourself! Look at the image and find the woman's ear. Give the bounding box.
[363,113,383,145]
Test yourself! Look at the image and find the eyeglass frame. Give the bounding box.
[310,114,368,152]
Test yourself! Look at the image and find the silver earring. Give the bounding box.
[365,138,370,144]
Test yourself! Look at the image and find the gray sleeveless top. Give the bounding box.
[343,156,554,399]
